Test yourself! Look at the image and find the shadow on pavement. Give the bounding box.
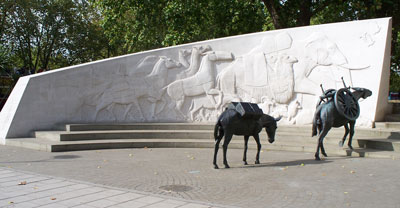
[53,155,81,159]
[232,158,341,169]
[0,155,82,164]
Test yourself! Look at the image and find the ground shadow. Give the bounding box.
[53,155,81,159]
[0,155,82,164]
[231,158,337,169]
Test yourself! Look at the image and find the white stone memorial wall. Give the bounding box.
[0,18,393,144]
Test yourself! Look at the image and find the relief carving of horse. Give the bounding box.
[95,56,181,121]
[164,51,233,116]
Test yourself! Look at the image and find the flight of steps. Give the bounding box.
[386,102,400,122]
[5,122,400,159]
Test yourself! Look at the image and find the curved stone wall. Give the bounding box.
[0,17,392,143]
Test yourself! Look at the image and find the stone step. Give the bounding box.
[36,130,215,141]
[374,122,400,130]
[64,123,400,138]
[1,135,377,151]
[385,114,400,122]
[66,123,215,131]
[278,127,400,138]
[358,138,400,152]
[9,124,400,159]
[34,128,384,143]
[5,137,400,159]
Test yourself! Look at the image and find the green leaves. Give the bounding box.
[1,0,109,74]
[94,0,265,53]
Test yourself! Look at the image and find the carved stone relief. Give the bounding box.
[0,18,391,142]
[177,45,211,79]
[86,56,182,121]
[359,22,381,47]
[165,50,233,118]
[86,30,373,124]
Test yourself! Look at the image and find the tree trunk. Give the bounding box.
[296,0,312,26]
[262,0,284,29]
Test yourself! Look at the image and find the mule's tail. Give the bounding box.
[312,105,323,137]
[214,121,224,140]
[312,110,323,137]
[312,118,318,137]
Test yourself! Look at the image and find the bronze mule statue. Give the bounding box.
[213,106,280,169]
[312,81,372,160]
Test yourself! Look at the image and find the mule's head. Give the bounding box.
[351,87,372,100]
[260,115,281,143]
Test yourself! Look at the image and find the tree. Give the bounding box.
[2,0,109,75]
[93,0,266,54]
[262,0,400,91]
[261,0,337,29]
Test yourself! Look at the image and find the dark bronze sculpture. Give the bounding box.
[213,102,281,169]
[312,79,372,160]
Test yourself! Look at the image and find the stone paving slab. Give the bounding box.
[0,145,400,208]
[0,168,226,208]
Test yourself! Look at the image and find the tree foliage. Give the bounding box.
[1,0,400,93]
[262,0,400,91]
[1,0,108,76]
[93,0,266,54]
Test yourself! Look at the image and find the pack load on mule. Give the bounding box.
[312,77,372,160]
[213,102,281,169]
[227,102,264,119]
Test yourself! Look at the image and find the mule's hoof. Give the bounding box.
[224,164,230,169]
[339,141,344,147]
[255,160,260,164]
[243,161,248,165]
[214,165,219,169]
[315,156,321,161]
[322,152,328,157]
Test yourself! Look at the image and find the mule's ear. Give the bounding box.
[275,116,282,122]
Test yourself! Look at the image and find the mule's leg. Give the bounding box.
[347,121,355,150]
[213,130,224,169]
[320,139,328,158]
[339,124,349,147]
[254,134,262,164]
[222,132,233,168]
[315,127,330,160]
[243,136,250,165]
[317,122,322,135]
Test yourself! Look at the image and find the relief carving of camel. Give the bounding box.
[177,45,211,79]
[217,53,298,107]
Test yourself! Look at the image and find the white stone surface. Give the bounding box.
[0,17,392,142]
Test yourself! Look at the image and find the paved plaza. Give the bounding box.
[0,145,399,208]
